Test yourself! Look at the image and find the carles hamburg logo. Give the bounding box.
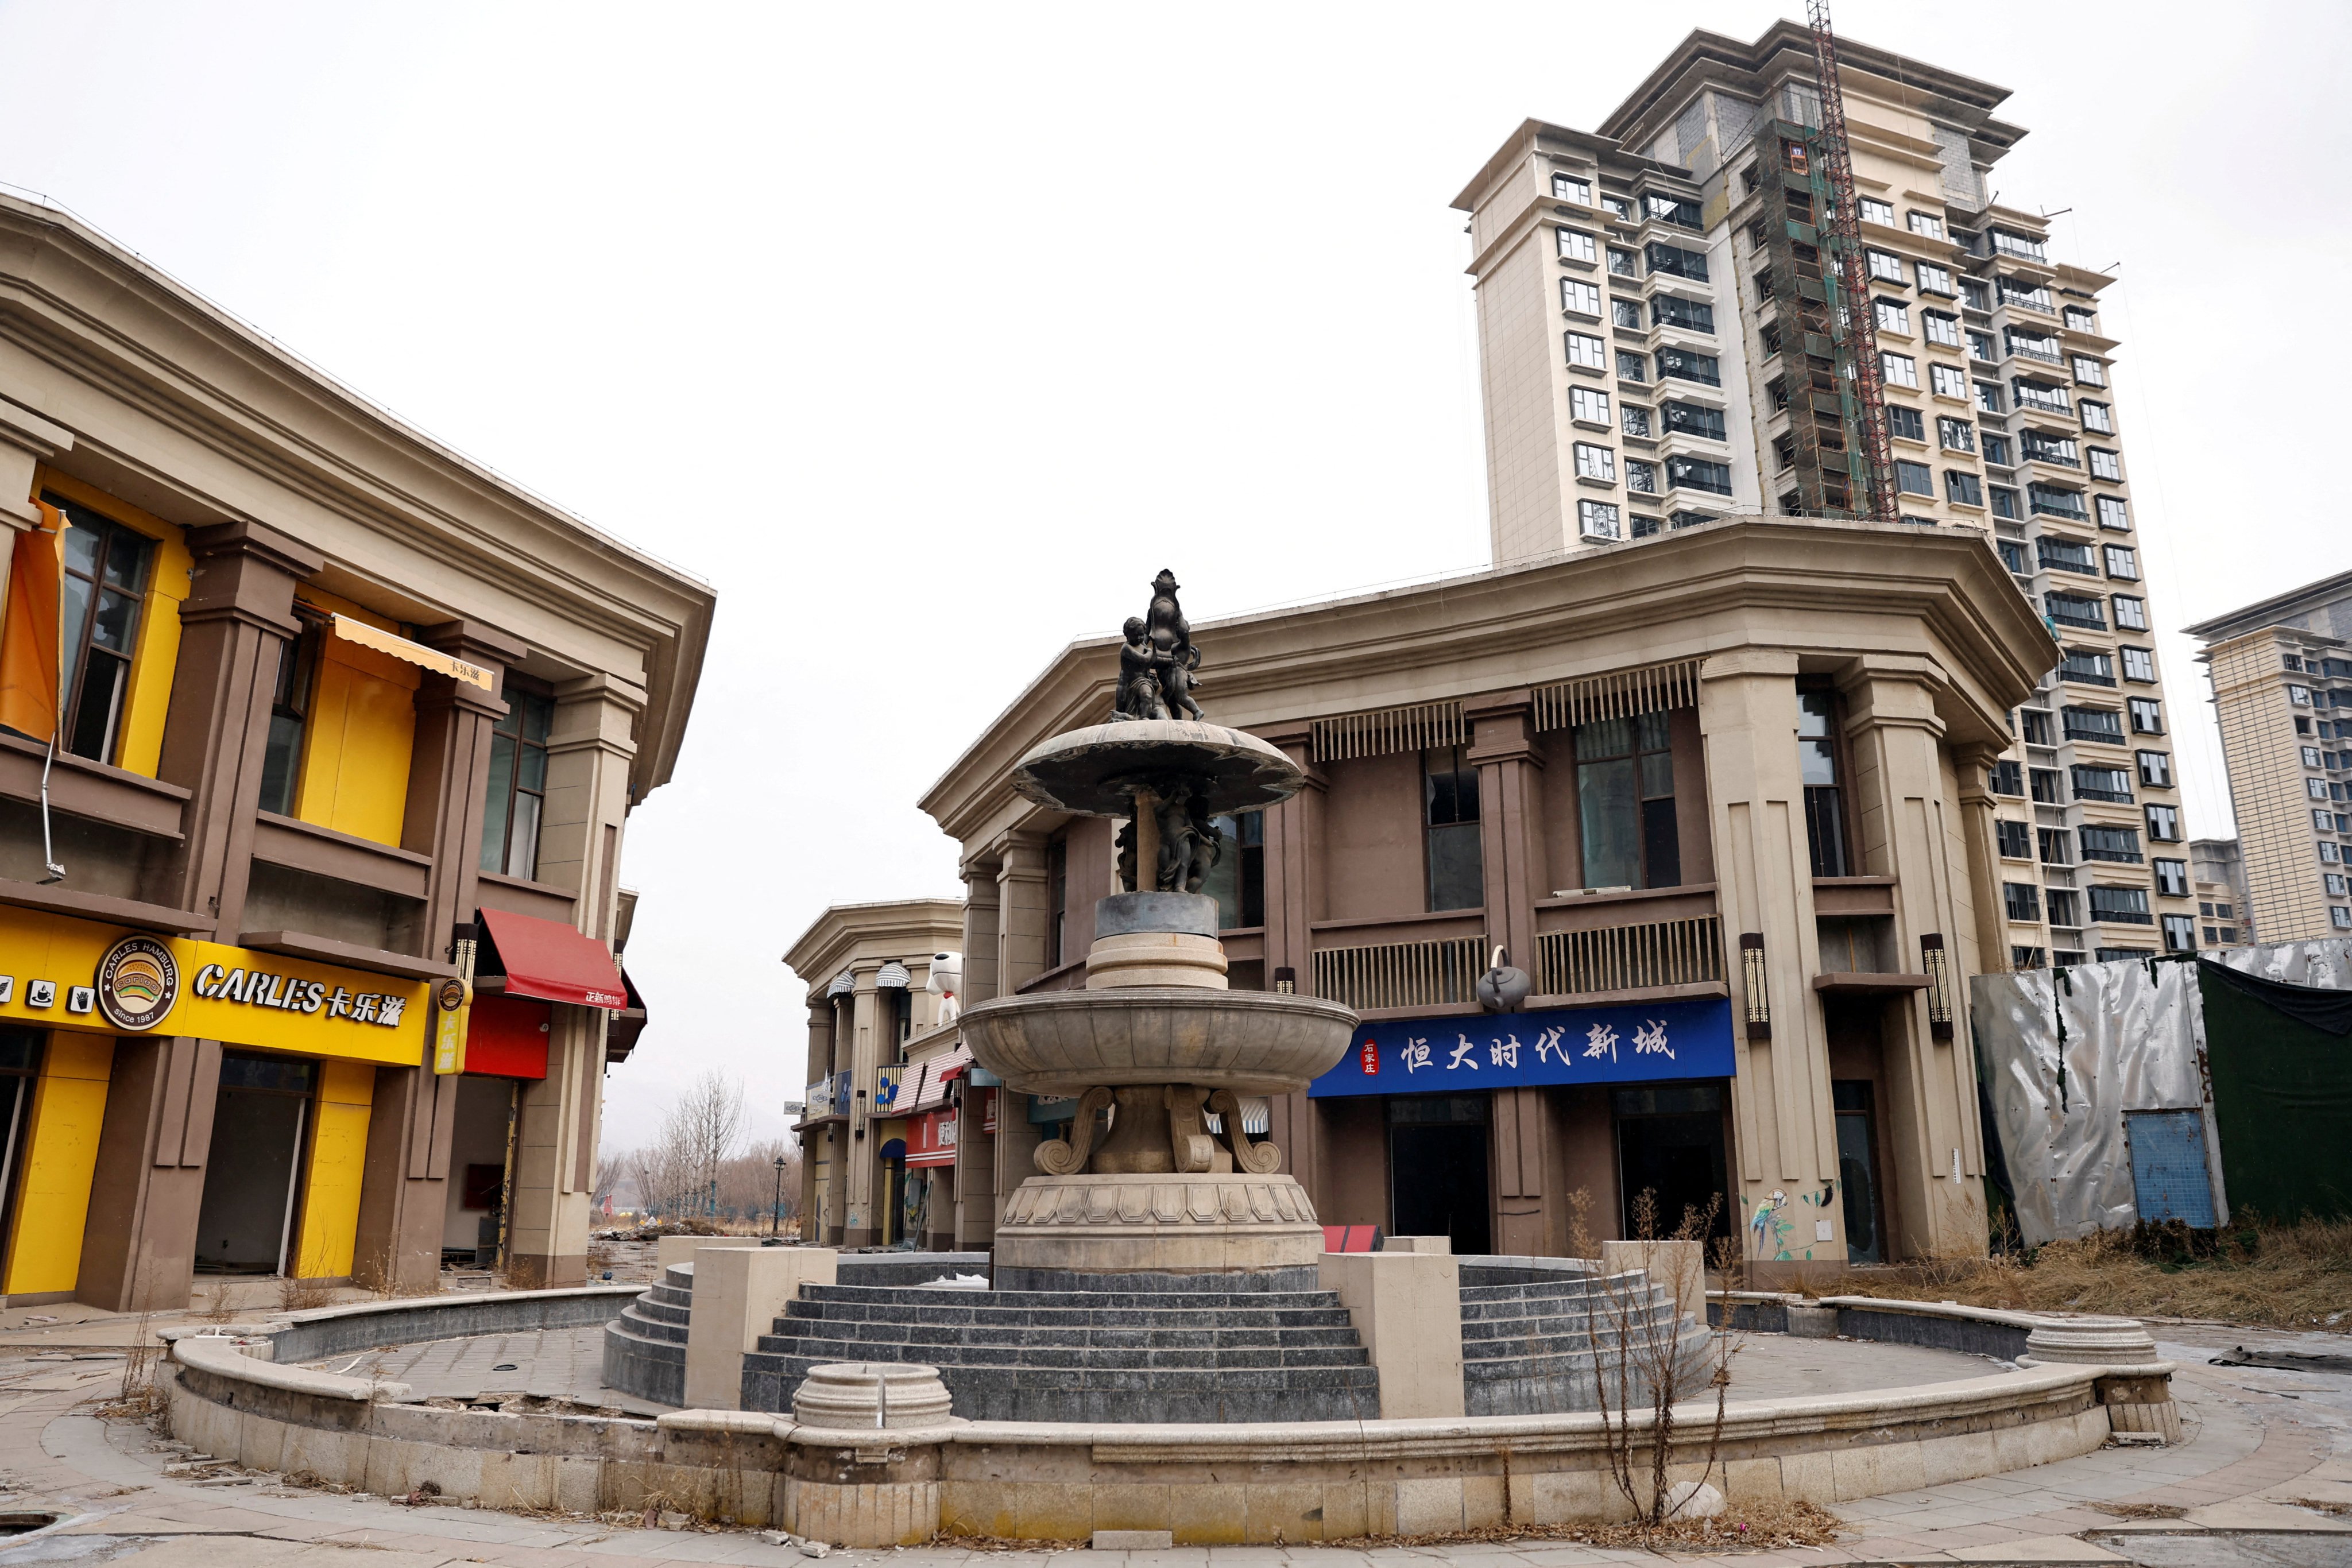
[95,936,180,1032]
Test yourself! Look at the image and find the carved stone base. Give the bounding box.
[992,1172,1324,1279]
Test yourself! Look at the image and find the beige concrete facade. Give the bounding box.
[2186,571,2352,941]
[783,899,966,1249]
[1455,25,2192,973]
[0,191,710,1304]
[922,520,2052,1273]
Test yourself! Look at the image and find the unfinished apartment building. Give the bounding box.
[1453,21,2192,968]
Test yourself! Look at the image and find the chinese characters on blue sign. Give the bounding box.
[1306,996,1735,1097]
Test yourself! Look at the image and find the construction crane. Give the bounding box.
[1806,0,1900,522]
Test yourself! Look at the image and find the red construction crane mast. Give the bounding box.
[1806,0,1899,522]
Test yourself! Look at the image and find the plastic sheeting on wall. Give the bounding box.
[1971,937,2352,1246]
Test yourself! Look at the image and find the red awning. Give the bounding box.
[477,906,628,1009]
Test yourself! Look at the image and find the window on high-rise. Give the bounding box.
[1895,460,1933,495]
[1887,405,1925,442]
[2038,826,2071,864]
[2047,888,2082,927]
[2061,703,2125,742]
[2104,544,2140,579]
[1797,688,1850,878]
[1945,471,1983,506]
[2011,946,2047,970]
[2038,536,2098,574]
[1866,249,1906,283]
[2113,594,2148,630]
[2154,858,2189,897]
[2130,698,2165,735]
[1552,172,1593,204]
[1556,227,1597,262]
[2030,483,2087,520]
[1560,277,1601,315]
[1645,241,1708,280]
[1578,499,1622,541]
[1882,352,1919,388]
[1859,197,1895,226]
[1923,310,1961,347]
[2161,914,2196,953]
[1565,331,1607,370]
[1662,401,1726,441]
[1989,758,2025,795]
[1909,211,1945,239]
[2087,885,2153,924]
[1975,380,2004,413]
[1642,193,1701,230]
[1607,247,1639,277]
[1657,347,1720,386]
[2072,355,2107,386]
[1570,386,1611,424]
[2090,448,2122,481]
[1997,819,2032,858]
[1937,417,1975,452]
[1626,459,1658,494]
[2122,648,2157,684]
[1574,442,1616,482]
[1616,350,1648,382]
[1651,294,1714,332]
[1916,261,1956,296]
[1931,364,1968,398]
[1602,193,1633,221]
[2081,401,2115,433]
[2030,767,2064,804]
[2097,495,2130,531]
[1960,277,1991,311]
[2003,882,2041,921]
[1612,298,1642,330]
[1667,456,1733,494]
[1990,486,2020,519]
[1874,298,1910,334]
[1620,403,1651,437]
[1968,328,1997,361]
[2071,765,2133,804]
[2145,803,2181,842]
[2064,304,2098,332]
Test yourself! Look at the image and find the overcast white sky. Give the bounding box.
[3,2,2345,1153]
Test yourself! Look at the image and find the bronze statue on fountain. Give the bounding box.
[957,570,1356,1289]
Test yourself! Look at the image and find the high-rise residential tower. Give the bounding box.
[1453,22,2192,968]
[2184,571,2352,941]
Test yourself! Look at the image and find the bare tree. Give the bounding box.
[1569,1188,1741,1526]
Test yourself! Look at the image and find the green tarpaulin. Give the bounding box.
[2196,961,2352,1222]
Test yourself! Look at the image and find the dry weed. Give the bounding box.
[1843,1214,2352,1330]
[277,1277,338,1312]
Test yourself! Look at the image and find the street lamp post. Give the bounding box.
[771,1154,787,1237]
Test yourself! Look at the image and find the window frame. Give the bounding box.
[479,679,557,880]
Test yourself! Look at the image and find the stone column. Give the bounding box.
[989,835,1050,1229]
[955,857,1001,1250]
[842,967,882,1249]
[503,672,641,1288]
[1839,660,1987,1259]
[1697,651,1842,1274]
[150,521,324,930]
[1255,728,1324,1197]
[1467,694,1545,973]
[74,1037,220,1311]
[351,621,524,1295]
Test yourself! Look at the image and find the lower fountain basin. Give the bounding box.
[960,987,1355,1097]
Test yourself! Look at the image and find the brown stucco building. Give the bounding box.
[915,521,2053,1273]
[0,192,710,1306]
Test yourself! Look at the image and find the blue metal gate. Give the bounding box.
[2124,1109,2216,1228]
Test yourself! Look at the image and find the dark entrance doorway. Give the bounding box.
[1833,1080,1886,1263]
[1387,1094,1491,1255]
[1612,1083,1732,1241]
[0,1031,43,1277]
[194,1052,316,1275]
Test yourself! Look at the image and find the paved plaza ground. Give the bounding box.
[0,1317,2337,1567]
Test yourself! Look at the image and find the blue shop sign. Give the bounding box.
[1307,996,1735,1098]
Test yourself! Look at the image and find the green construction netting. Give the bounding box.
[2196,960,2352,1222]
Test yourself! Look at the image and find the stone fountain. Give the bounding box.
[961,568,1355,1289]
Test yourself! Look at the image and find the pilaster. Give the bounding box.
[843,967,882,1248]
[150,520,323,930]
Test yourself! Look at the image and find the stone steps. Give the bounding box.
[744,1281,1380,1423]
[601,1263,693,1407]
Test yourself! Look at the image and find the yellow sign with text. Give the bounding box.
[431,976,472,1074]
[0,907,428,1066]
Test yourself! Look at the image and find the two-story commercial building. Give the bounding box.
[785,900,966,1250]
[0,192,710,1306]
[920,523,2052,1274]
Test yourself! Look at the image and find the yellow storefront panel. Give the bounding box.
[293,593,420,848]
[0,908,428,1066]
[292,1059,376,1280]
[1,1035,114,1295]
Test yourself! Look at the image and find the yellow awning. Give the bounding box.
[329,614,495,691]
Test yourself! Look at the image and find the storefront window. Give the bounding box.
[480,687,554,877]
[1575,711,1678,889]
[49,495,157,766]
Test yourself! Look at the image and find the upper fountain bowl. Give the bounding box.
[959,987,1356,1098]
[1010,719,1303,818]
